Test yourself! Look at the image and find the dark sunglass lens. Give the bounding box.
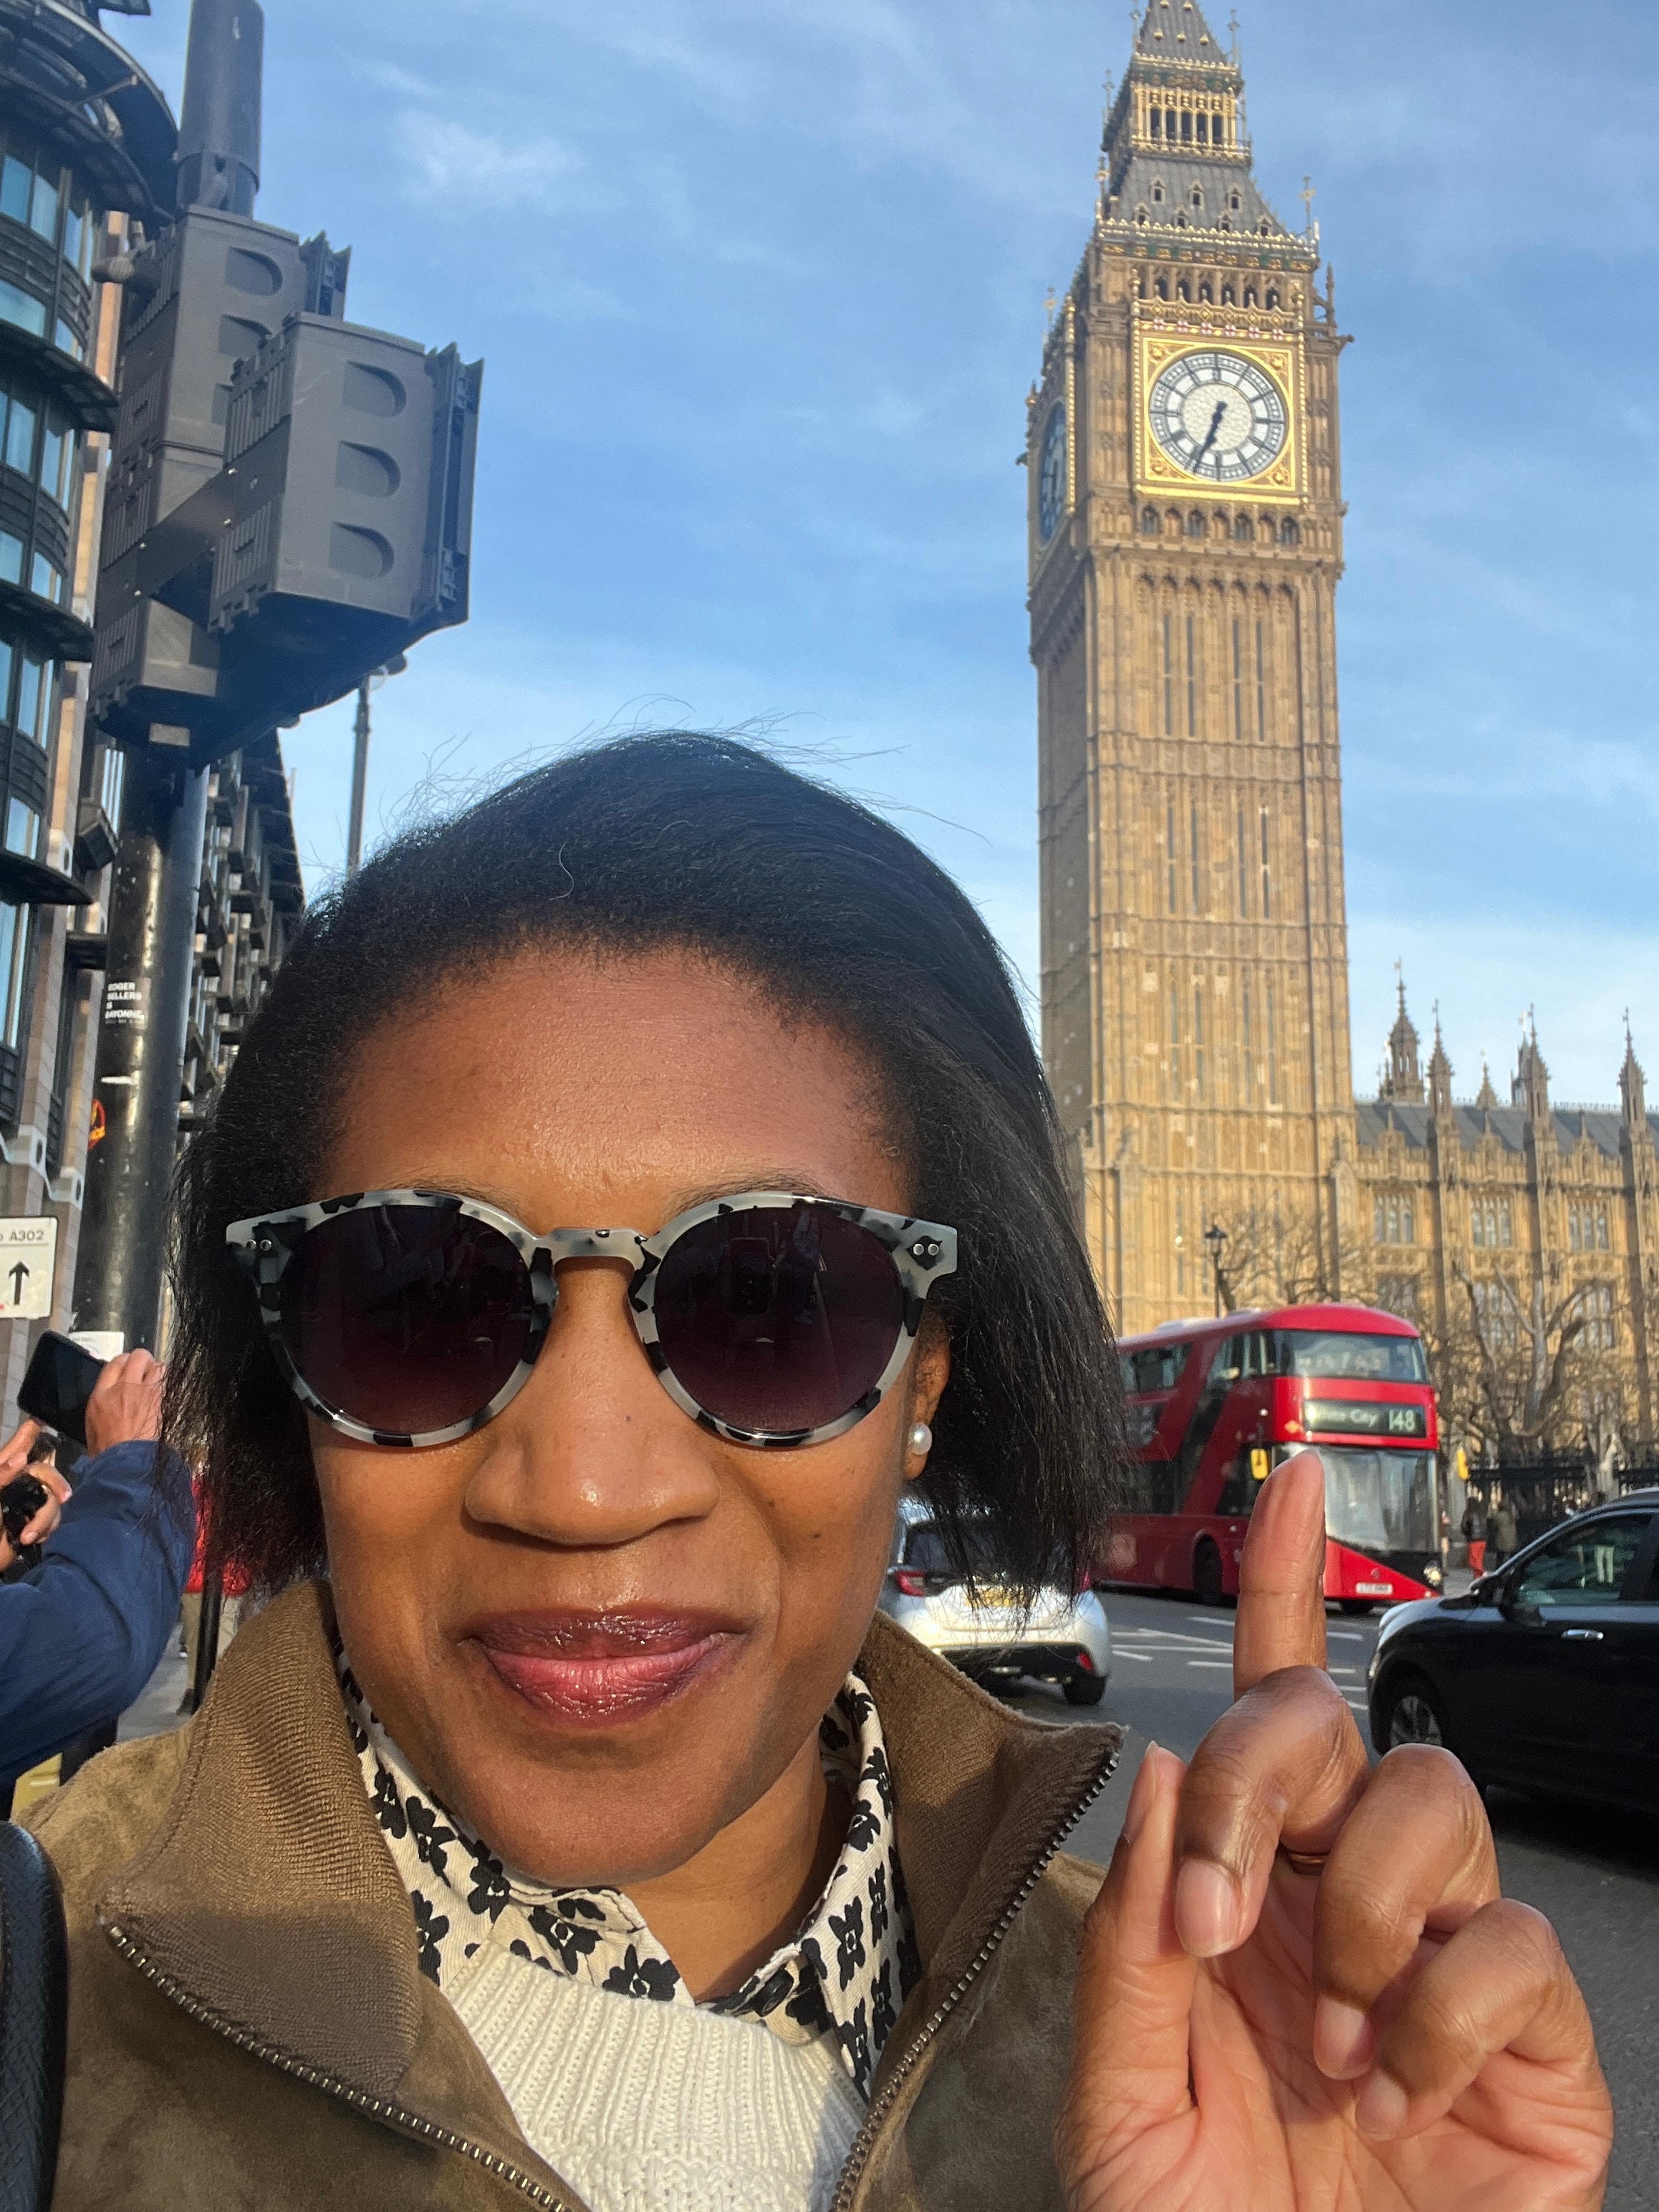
[652,1204,906,1435]
[281,1205,536,1436]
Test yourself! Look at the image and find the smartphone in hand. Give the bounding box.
[17,1331,106,1447]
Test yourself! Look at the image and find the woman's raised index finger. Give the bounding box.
[1233,1450,1328,1695]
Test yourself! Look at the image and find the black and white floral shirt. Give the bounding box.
[338,1653,921,2100]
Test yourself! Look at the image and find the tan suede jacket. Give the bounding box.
[27,1582,1119,2211]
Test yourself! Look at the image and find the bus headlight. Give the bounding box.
[1423,1563,1443,1588]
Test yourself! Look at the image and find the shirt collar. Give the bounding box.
[337,1650,919,2100]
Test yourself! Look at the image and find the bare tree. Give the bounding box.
[1443,1265,1626,1463]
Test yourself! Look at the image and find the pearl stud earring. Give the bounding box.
[908,1422,933,1456]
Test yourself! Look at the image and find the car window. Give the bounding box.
[1511,1513,1653,1610]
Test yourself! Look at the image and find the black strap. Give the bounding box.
[0,1823,67,2212]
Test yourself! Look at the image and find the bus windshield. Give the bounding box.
[1278,1329,1427,1384]
[1316,1447,1436,1553]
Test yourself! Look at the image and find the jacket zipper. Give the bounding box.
[102,1923,575,2211]
[827,1736,1120,2212]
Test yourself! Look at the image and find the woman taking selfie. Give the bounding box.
[27,736,1610,2210]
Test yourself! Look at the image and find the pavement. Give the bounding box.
[1001,1584,1659,2212]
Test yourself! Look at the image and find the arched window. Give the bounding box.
[1150,107,1163,139]
[1165,509,1182,538]
[1233,513,1254,542]
[1258,219,1272,237]
[1140,506,1159,534]
[1221,282,1236,305]
[1244,285,1258,307]
[1155,274,1169,300]
[1191,185,1203,208]
[1176,276,1190,298]
[1198,280,1213,304]
[1136,204,1150,225]
[1280,516,1300,547]
[1229,191,1241,212]
[1175,212,1188,229]
[1185,509,1204,537]
[1266,287,1279,309]
[1151,179,1165,205]
[1195,112,1208,146]
[1219,216,1232,232]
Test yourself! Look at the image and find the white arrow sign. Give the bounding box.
[0,1216,57,1320]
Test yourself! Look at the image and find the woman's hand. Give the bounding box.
[1055,1453,1612,2211]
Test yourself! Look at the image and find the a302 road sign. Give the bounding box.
[0,1216,58,1320]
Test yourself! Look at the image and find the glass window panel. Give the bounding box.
[1316,1448,1436,1554]
[1513,1514,1650,1608]
[4,797,38,858]
[28,552,53,602]
[28,170,57,244]
[61,203,82,271]
[0,532,23,585]
[15,650,42,737]
[0,280,45,339]
[97,742,123,827]
[52,318,81,362]
[0,157,30,223]
[1277,1329,1429,1382]
[0,901,26,1048]
[4,395,34,476]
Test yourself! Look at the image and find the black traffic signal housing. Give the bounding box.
[90,204,479,766]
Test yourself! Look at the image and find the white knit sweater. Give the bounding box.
[448,1938,867,2212]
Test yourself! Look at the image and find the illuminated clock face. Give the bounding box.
[1038,406,1067,540]
[1148,350,1287,482]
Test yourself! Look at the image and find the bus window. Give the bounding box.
[1275,1330,1428,1384]
[1241,1332,1280,1377]
[1217,1445,1274,1516]
[1121,1342,1191,1395]
[1209,1335,1245,1385]
[1314,1448,1436,1554]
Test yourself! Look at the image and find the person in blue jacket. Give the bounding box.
[0,1350,194,1811]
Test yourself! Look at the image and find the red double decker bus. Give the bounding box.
[1101,1302,1441,1611]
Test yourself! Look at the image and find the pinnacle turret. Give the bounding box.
[1378,971,1425,1105]
[1621,1015,1647,1129]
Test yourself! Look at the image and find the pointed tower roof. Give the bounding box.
[1427,1005,1453,1117]
[1620,1014,1647,1130]
[1475,1056,1499,1112]
[1378,971,1425,1105]
[1135,0,1227,59]
[1100,3,1298,246]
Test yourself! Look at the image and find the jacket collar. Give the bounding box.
[99,1583,1118,2134]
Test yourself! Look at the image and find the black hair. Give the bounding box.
[168,734,1124,1596]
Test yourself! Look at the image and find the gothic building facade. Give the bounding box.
[1029,0,1654,1454]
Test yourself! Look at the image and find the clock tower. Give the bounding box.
[1029,0,1354,1332]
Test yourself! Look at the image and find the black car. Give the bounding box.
[1367,1491,1659,1814]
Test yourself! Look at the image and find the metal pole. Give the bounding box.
[347,677,370,873]
[71,754,209,1350]
[70,0,263,1355]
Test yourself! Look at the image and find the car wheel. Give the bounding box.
[1193,1539,1225,1607]
[1377,1672,1450,1754]
[1339,1599,1374,1617]
[1064,1673,1107,1707]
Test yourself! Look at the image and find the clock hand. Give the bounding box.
[1191,398,1227,475]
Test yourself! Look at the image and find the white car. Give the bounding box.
[876,1496,1112,1705]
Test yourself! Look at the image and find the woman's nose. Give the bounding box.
[461,1259,721,1547]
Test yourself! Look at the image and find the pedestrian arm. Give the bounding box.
[0,1441,196,1788]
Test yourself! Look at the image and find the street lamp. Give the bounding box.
[347,653,408,875]
[1204,1222,1228,1318]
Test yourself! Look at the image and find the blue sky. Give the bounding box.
[114,0,1658,1105]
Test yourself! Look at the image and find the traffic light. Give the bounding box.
[90,214,479,766]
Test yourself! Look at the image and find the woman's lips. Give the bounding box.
[463,1609,741,1727]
